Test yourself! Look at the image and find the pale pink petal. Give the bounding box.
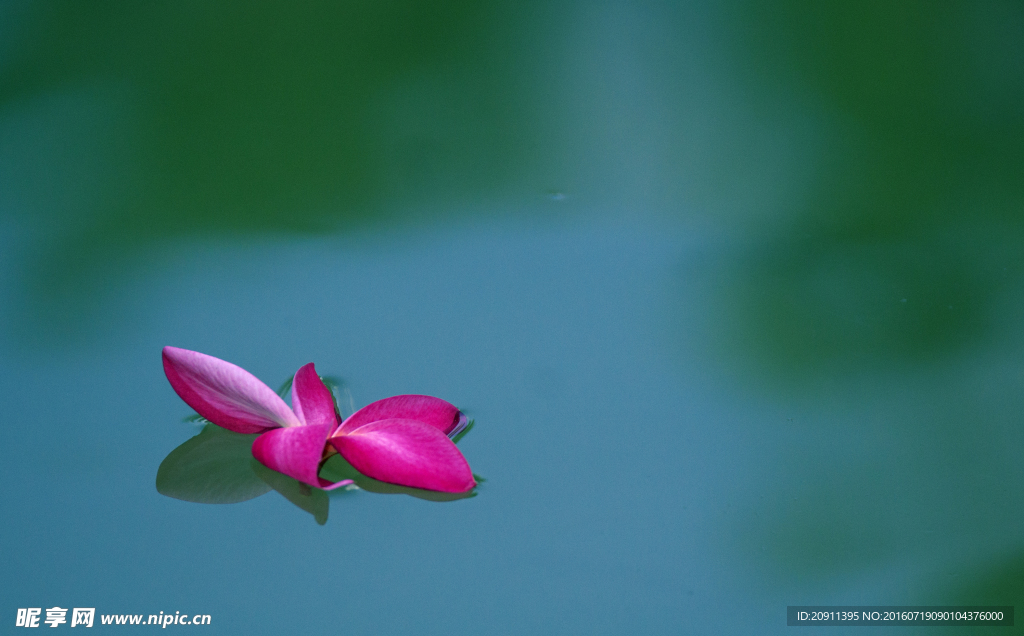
[291,363,340,431]
[321,478,355,491]
[251,423,348,489]
[338,395,462,436]
[163,347,301,433]
[330,419,475,493]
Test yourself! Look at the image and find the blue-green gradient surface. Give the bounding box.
[2,1,1023,633]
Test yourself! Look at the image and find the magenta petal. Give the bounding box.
[251,423,343,489]
[163,347,301,433]
[338,395,462,436]
[291,363,340,431]
[330,419,476,493]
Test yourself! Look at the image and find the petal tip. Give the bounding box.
[291,362,340,430]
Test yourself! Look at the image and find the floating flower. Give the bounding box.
[162,347,475,493]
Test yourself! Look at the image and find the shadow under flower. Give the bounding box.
[319,454,479,503]
[156,422,480,525]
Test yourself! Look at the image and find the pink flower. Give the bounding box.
[162,347,476,493]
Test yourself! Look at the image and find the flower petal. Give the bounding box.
[338,395,462,436]
[291,363,340,431]
[163,347,300,433]
[251,423,349,489]
[330,419,476,493]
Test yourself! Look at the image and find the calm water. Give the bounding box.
[2,2,1023,633]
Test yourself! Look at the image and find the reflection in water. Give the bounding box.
[250,459,332,527]
[157,423,477,525]
[155,424,269,505]
[320,453,480,504]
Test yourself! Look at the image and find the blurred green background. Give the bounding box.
[1,1,1022,633]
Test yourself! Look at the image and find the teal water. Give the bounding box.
[2,1,1023,633]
